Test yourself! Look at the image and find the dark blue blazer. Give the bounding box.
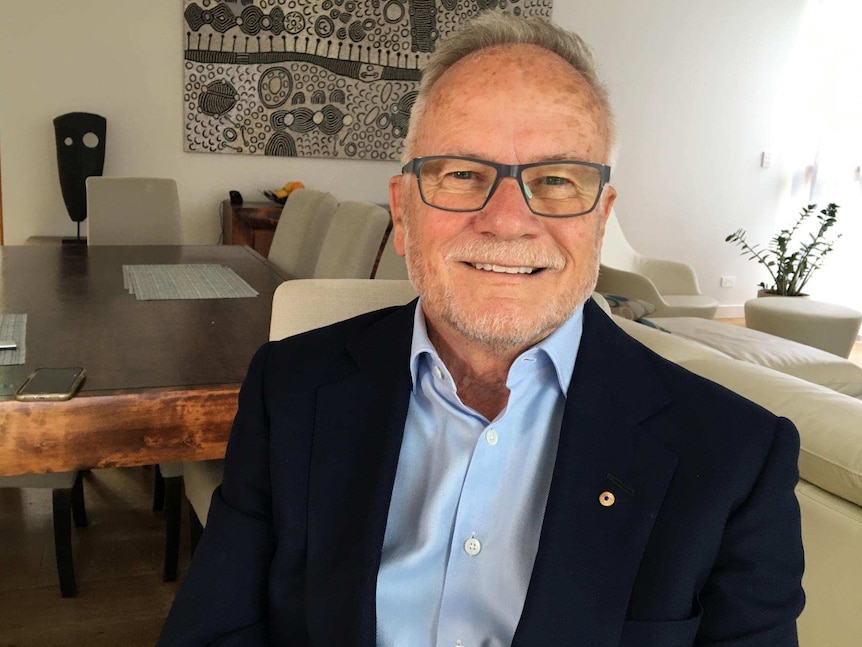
[159,298,804,646]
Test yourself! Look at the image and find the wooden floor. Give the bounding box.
[0,467,188,646]
[2,335,860,646]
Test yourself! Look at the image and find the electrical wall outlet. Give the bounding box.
[720,276,736,288]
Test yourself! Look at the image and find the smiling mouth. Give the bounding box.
[468,262,543,275]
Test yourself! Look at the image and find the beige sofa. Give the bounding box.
[607,309,862,647]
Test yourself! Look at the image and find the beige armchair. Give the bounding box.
[597,210,718,318]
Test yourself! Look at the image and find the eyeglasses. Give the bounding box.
[401,156,611,218]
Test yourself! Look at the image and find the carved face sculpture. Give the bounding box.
[53,112,107,222]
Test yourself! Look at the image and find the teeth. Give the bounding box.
[471,262,537,274]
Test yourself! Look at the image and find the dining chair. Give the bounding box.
[596,209,719,318]
[0,471,87,597]
[176,200,392,565]
[86,175,185,581]
[266,189,338,278]
[372,230,409,280]
[312,201,391,279]
[181,279,419,550]
[85,177,182,245]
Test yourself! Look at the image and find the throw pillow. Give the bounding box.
[634,317,671,333]
[598,293,656,321]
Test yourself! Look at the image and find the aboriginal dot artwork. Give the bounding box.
[183,0,553,159]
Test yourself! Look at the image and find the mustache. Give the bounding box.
[444,238,566,270]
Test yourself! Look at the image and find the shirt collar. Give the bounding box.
[409,299,584,395]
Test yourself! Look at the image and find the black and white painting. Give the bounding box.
[183,0,553,160]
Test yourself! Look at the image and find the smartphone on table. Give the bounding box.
[15,367,86,402]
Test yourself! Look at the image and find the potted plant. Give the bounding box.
[726,203,840,296]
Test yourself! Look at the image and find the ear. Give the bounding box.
[388,175,407,257]
[597,185,617,239]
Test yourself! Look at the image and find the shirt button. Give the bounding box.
[433,365,443,380]
[464,537,482,556]
[485,428,498,446]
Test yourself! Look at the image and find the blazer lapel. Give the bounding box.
[514,301,680,647]
[303,302,415,646]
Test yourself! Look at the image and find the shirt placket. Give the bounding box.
[435,397,522,647]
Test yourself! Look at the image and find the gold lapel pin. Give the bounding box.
[599,491,615,507]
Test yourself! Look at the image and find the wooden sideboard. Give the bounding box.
[220,199,283,257]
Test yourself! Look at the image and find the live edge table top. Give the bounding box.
[0,244,286,477]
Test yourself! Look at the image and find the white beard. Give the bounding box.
[403,212,602,355]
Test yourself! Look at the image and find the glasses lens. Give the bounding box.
[521,162,603,216]
[417,158,498,211]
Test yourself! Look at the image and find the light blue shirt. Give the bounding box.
[376,301,584,647]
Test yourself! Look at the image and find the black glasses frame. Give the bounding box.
[401,155,612,218]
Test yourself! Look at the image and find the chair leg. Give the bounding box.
[52,488,77,598]
[162,476,182,582]
[71,471,88,528]
[153,464,165,512]
[189,500,203,557]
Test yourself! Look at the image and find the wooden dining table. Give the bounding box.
[0,244,286,477]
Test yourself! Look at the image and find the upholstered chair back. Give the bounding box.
[86,177,182,245]
[267,188,338,278]
[313,201,390,279]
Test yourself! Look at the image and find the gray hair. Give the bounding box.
[402,11,615,163]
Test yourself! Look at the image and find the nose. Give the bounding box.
[473,176,539,239]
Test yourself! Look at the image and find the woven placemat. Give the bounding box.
[0,313,27,366]
[123,264,259,301]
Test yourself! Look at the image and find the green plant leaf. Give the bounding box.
[725,202,840,297]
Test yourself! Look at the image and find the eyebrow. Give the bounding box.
[431,151,594,164]
[535,153,592,163]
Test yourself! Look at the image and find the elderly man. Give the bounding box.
[160,12,804,647]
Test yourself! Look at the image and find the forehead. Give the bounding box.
[413,44,609,161]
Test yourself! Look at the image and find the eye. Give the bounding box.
[542,175,570,186]
[451,170,475,180]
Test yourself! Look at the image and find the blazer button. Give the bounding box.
[599,491,615,507]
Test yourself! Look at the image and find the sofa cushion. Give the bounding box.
[612,315,730,363]
[680,357,862,508]
[650,316,862,398]
[795,480,862,646]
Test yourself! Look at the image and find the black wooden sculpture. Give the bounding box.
[53,112,106,243]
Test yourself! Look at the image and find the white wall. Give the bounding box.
[1,1,858,314]
[554,0,860,315]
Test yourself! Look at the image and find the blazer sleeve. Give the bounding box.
[158,344,278,646]
[696,416,805,646]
